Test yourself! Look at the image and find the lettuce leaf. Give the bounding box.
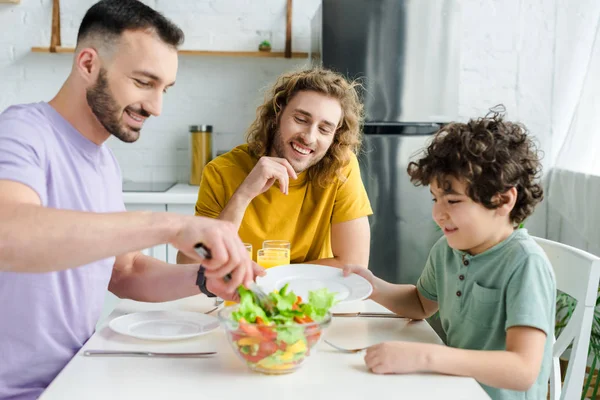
[232,285,270,323]
[231,284,337,326]
[301,288,337,321]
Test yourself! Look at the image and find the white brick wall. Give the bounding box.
[0,0,563,197]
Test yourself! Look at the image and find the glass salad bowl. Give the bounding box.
[217,285,334,375]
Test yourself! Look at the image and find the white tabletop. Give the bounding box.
[40,296,490,400]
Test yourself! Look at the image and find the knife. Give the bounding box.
[332,312,407,319]
[83,350,217,358]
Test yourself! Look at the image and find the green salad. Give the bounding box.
[228,284,336,372]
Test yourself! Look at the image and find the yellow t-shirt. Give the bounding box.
[195,144,373,263]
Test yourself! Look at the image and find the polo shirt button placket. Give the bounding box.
[458,255,468,300]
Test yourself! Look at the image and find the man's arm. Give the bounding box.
[0,180,254,292]
[110,252,201,302]
[178,156,296,265]
[218,157,297,229]
[0,180,177,273]
[307,216,370,268]
[218,190,252,230]
[113,251,267,302]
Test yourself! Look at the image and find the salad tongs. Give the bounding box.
[194,243,275,312]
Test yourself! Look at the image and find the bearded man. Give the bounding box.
[0,2,259,398]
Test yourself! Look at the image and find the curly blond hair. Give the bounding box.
[246,67,364,187]
[407,109,544,225]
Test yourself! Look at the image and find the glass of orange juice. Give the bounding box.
[262,240,291,252]
[257,248,290,269]
[244,243,253,260]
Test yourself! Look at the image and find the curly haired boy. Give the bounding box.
[345,110,556,400]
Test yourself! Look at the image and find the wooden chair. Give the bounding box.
[534,236,600,400]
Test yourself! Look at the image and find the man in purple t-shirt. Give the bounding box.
[0,1,260,399]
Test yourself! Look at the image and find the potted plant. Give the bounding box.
[555,289,600,399]
[258,40,271,52]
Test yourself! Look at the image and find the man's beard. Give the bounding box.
[86,68,142,143]
[271,130,322,173]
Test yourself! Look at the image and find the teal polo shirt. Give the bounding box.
[417,229,556,400]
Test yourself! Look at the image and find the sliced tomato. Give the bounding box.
[257,325,277,341]
[257,341,278,358]
[294,315,314,324]
[238,322,262,337]
[239,352,265,363]
[229,331,245,342]
[306,332,321,347]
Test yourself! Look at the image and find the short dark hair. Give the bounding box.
[77,0,184,48]
[407,108,544,225]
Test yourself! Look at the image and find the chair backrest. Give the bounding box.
[534,236,600,400]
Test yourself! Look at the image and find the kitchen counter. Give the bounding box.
[123,183,199,205]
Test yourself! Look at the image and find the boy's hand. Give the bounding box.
[342,265,381,298]
[364,341,431,374]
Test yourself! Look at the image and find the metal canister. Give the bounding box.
[189,125,212,186]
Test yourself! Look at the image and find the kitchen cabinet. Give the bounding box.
[124,203,168,263]
[165,204,196,264]
[122,184,199,264]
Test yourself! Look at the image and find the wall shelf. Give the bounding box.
[30,46,308,59]
[31,0,305,59]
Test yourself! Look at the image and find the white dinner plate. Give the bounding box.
[257,264,372,304]
[108,311,219,341]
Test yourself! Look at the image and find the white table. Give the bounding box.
[40,296,490,400]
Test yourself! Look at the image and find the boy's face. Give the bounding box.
[430,176,515,255]
[271,90,342,173]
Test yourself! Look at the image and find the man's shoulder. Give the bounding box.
[0,102,48,124]
[205,144,256,176]
[341,152,360,173]
[209,144,255,168]
[0,102,54,140]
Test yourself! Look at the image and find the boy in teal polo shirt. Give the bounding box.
[345,111,556,400]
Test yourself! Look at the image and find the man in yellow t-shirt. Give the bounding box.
[178,68,373,267]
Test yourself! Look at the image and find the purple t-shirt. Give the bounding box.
[0,102,124,400]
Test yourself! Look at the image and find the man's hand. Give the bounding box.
[171,215,253,291]
[206,262,266,300]
[365,341,431,374]
[236,156,297,199]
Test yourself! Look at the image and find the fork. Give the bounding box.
[324,339,368,354]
